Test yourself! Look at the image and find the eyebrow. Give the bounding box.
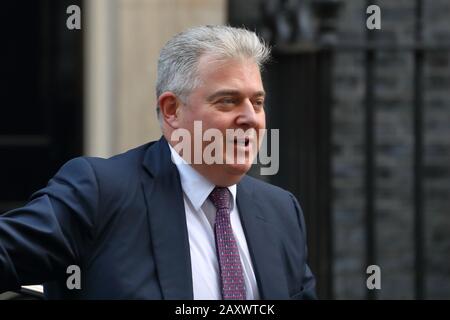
[206,90,266,102]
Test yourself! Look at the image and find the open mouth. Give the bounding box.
[233,137,250,147]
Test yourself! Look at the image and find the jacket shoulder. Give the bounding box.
[39,141,156,206]
[84,141,154,174]
[240,175,292,198]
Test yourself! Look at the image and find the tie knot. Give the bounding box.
[209,187,231,210]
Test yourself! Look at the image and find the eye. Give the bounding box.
[220,98,237,105]
[253,99,265,109]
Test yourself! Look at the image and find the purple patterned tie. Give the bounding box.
[209,187,246,300]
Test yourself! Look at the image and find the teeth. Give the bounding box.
[231,138,251,146]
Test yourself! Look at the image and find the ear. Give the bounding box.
[158,92,182,129]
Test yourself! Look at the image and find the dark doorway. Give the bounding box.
[0,0,83,213]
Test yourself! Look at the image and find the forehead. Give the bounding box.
[195,55,263,91]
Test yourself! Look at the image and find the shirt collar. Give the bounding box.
[168,143,236,211]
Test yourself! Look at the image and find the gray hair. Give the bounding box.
[156,25,271,110]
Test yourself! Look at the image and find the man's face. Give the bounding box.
[175,55,266,186]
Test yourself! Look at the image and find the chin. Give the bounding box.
[225,162,252,177]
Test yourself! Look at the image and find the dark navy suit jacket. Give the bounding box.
[0,137,316,299]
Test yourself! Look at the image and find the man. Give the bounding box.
[0,25,316,299]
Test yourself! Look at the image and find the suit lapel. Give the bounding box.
[141,137,193,299]
[140,138,288,299]
[237,179,290,299]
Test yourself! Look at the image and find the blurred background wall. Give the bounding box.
[328,0,450,300]
[229,0,450,300]
[85,0,225,157]
[1,0,449,300]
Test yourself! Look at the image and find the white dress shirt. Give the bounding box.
[169,144,260,300]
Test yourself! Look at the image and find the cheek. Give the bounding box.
[205,113,233,129]
[180,106,204,129]
[258,113,266,128]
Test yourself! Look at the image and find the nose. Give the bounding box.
[235,99,259,128]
